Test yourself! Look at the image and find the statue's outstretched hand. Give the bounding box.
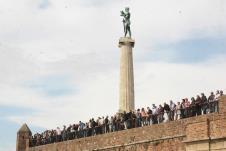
[120,11,125,16]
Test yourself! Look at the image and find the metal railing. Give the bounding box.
[30,100,218,147]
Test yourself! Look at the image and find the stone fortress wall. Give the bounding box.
[17,96,226,151]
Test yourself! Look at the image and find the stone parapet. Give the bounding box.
[28,96,226,151]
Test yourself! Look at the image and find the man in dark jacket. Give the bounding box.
[163,102,170,122]
[201,93,208,114]
[122,111,128,129]
[195,95,202,115]
[208,92,216,113]
[147,107,152,125]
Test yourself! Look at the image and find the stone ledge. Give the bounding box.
[183,138,210,143]
[119,37,135,47]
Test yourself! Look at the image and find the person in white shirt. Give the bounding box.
[175,102,181,120]
[169,100,176,121]
[56,127,61,142]
[216,90,220,99]
[99,116,105,134]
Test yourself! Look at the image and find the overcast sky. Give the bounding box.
[0,0,226,150]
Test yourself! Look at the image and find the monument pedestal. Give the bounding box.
[118,37,135,113]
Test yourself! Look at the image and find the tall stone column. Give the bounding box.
[118,37,135,113]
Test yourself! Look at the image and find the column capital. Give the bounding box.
[119,37,135,48]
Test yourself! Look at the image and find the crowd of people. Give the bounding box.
[30,90,224,147]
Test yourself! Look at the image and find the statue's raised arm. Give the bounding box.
[120,7,131,38]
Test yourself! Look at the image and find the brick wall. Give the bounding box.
[29,96,226,151]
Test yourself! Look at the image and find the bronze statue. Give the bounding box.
[120,7,131,38]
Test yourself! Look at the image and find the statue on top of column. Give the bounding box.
[120,7,131,38]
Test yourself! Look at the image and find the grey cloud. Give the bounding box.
[0,44,38,85]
